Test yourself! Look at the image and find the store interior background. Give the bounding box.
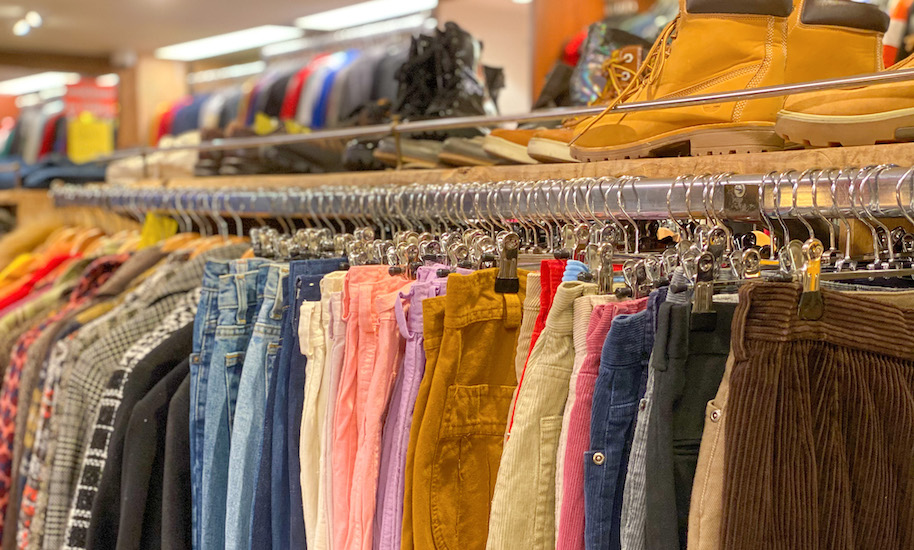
[0,0,892,158]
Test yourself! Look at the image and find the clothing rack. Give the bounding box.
[47,164,914,222]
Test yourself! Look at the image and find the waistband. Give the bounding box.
[217,267,262,324]
[733,282,914,362]
[202,260,233,291]
[544,281,595,335]
[342,265,394,321]
[443,268,527,330]
[587,298,647,356]
[602,305,653,368]
[652,301,736,373]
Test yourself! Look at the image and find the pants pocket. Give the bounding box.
[533,415,564,550]
[430,383,516,550]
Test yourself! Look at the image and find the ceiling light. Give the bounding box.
[95,73,120,87]
[154,25,304,62]
[511,0,532,4]
[295,0,438,31]
[187,61,265,85]
[0,72,80,96]
[264,13,434,57]
[12,19,29,36]
[24,11,41,28]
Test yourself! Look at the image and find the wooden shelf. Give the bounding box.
[113,142,914,191]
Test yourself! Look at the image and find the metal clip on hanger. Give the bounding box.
[691,250,717,331]
[798,238,825,321]
[495,232,520,294]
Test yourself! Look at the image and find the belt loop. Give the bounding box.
[234,274,247,325]
[503,293,521,329]
[271,273,286,320]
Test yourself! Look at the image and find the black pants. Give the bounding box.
[645,301,735,550]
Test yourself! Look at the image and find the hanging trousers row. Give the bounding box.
[0,233,910,550]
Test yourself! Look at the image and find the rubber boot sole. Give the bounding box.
[776,107,914,147]
[570,125,785,161]
[482,136,539,164]
[527,137,578,163]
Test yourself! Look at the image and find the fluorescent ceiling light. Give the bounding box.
[24,11,41,28]
[155,25,304,61]
[0,72,79,96]
[12,19,29,36]
[187,61,265,85]
[264,13,434,57]
[295,0,437,31]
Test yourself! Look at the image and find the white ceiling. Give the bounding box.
[0,0,362,57]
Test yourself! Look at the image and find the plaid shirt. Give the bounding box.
[40,244,246,550]
[0,256,126,542]
[62,288,201,549]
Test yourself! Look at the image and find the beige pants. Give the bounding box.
[486,282,595,550]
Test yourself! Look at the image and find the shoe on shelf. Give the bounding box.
[571,0,889,161]
[525,44,648,163]
[775,1,901,147]
[373,136,444,169]
[570,0,796,162]
[484,43,648,165]
[438,136,506,166]
[527,127,577,163]
[484,129,540,164]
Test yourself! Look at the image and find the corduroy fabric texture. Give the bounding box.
[722,283,914,550]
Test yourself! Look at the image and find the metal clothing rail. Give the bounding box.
[47,165,914,223]
[70,67,914,165]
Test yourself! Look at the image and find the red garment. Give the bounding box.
[156,98,191,143]
[37,113,64,160]
[279,53,330,120]
[506,259,567,437]
[885,0,912,66]
[563,29,588,67]
[0,254,76,312]
[0,254,126,540]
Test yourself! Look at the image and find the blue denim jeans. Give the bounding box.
[200,259,266,550]
[249,258,343,549]
[584,289,665,550]
[189,260,231,550]
[225,263,288,550]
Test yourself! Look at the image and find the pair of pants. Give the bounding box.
[644,301,734,550]
[720,283,914,549]
[584,290,663,550]
[249,259,343,550]
[487,281,593,550]
[333,266,411,550]
[374,265,455,550]
[200,259,266,550]
[408,268,527,550]
[189,260,231,550]
[313,274,348,550]
[556,298,647,550]
[290,261,346,549]
[555,293,614,534]
[225,263,289,550]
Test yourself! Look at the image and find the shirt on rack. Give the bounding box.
[280,55,329,121]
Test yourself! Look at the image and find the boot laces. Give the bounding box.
[560,49,642,129]
[570,16,679,142]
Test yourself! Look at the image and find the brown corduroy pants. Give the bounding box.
[722,283,914,550]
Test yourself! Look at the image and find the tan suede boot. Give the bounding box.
[570,0,793,162]
[776,0,901,147]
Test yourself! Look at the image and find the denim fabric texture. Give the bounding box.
[248,259,343,550]
[199,259,266,550]
[189,260,231,550]
[225,264,288,550]
[584,290,664,550]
